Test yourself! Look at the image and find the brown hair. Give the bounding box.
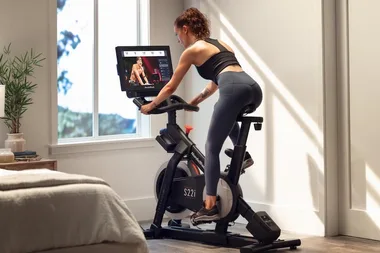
[174,7,210,39]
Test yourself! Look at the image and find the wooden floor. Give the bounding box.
[141,220,380,252]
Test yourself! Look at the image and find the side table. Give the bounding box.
[0,159,57,171]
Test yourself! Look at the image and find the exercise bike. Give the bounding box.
[133,95,301,253]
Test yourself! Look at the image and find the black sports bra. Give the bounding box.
[195,38,240,84]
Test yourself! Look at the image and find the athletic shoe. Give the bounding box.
[190,202,220,226]
[224,148,254,171]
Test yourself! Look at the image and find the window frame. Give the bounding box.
[48,0,153,153]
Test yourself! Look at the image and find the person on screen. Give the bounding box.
[151,68,162,84]
[130,57,149,85]
[140,8,263,225]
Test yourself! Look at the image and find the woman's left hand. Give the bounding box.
[141,102,155,115]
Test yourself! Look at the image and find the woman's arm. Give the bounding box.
[142,69,149,84]
[141,48,194,114]
[189,81,218,106]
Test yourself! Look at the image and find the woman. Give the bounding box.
[141,7,263,224]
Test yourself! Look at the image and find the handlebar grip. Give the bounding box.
[132,95,199,113]
[133,98,145,109]
[184,104,199,112]
[132,97,161,114]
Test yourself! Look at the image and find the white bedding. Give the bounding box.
[0,169,148,253]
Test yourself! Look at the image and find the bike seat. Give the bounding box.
[239,104,255,116]
[237,104,263,126]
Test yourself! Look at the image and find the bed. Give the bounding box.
[0,168,149,253]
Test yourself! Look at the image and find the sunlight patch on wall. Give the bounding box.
[218,29,264,86]
[217,12,323,210]
[366,164,380,212]
[272,95,321,211]
[366,163,380,230]
[218,12,323,151]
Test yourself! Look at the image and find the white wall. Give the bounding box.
[184,0,337,236]
[0,0,342,236]
[0,0,184,221]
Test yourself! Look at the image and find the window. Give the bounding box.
[56,0,149,143]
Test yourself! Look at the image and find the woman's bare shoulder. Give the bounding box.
[195,39,235,54]
[183,41,206,59]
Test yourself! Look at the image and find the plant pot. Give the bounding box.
[5,133,26,152]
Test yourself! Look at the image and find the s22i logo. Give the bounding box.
[184,187,196,198]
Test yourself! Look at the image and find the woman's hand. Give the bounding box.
[141,102,156,115]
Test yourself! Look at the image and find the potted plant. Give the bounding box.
[0,43,45,152]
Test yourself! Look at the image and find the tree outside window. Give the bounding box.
[57,0,143,141]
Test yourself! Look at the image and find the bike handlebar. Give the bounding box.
[133,95,199,114]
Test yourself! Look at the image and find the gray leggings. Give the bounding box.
[205,71,262,196]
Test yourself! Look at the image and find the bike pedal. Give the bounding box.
[199,220,212,226]
[190,219,213,227]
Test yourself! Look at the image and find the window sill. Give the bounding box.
[48,137,156,156]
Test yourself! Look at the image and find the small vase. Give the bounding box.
[0,148,15,163]
[5,133,26,152]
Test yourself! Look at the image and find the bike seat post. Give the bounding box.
[227,116,252,185]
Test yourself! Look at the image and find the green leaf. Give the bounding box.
[0,44,45,133]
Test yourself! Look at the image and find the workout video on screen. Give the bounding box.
[121,50,171,88]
